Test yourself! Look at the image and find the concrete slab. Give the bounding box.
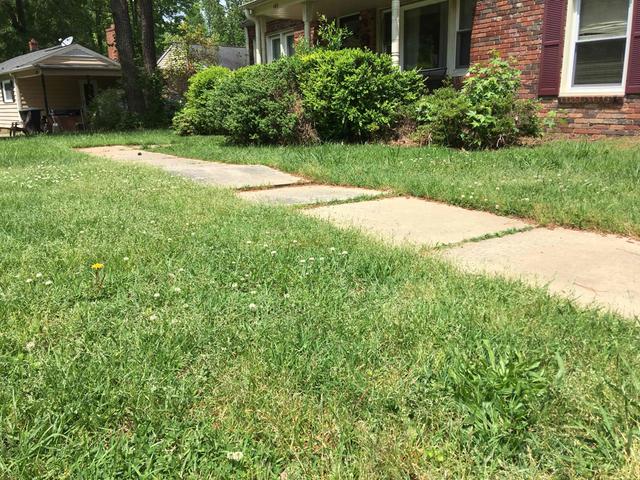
[238,185,384,205]
[77,146,304,189]
[442,228,640,318]
[303,197,530,246]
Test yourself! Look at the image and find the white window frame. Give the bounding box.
[378,0,469,75]
[560,0,634,96]
[267,31,295,63]
[454,0,474,70]
[2,79,15,103]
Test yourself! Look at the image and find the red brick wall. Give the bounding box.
[471,0,640,136]
[470,0,545,98]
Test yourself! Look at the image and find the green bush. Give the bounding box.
[172,66,230,136]
[300,49,424,141]
[185,66,230,104]
[415,86,471,147]
[87,88,133,131]
[210,57,307,145]
[416,55,541,149]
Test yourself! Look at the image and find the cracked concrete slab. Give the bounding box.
[77,146,304,189]
[238,185,384,205]
[442,228,640,317]
[303,197,530,247]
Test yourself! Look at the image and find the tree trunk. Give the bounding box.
[109,0,145,115]
[137,0,156,74]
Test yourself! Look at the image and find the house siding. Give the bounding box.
[19,76,82,110]
[0,76,21,128]
[470,0,640,136]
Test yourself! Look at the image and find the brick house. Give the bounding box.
[243,0,640,136]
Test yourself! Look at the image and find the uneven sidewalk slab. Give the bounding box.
[238,185,384,205]
[442,228,640,318]
[303,197,530,246]
[77,146,304,189]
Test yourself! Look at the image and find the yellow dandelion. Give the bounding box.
[91,263,104,271]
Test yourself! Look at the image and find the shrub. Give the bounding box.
[184,66,230,104]
[300,49,424,141]
[172,66,231,136]
[416,55,541,149]
[87,88,133,131]
[415,86,471,147]
[210,57,308,144]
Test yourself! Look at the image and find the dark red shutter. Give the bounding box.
[538,0,568,96]
[626,0,640,94]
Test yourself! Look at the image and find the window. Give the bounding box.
[270,36,282,62]
[566,0,633,91]
[285,33,295,56]
[267,32,296,62]
[379,0,472,73]
[2,79,15,103]
[403,1,449,71]
[381,10,392,54]
[456,0,474,68]
[338,13,362,48]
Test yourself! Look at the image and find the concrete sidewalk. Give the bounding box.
[79,145,639,319]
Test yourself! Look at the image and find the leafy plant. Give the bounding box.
[315,15,351,51]
[87,88,135,131]
[211,57,307,144]
[446,340,556,459]
[416,54,542,149]
[300,49,424,141]
[172,66,231,136]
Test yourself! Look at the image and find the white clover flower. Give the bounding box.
[248,303,257,311]
[329,247,336,252]
[174,287,182,293]
[153,292,161,298]
[25,340,35,351]
[271,251,277,255]
[35,273,43,278]
[123,256,129,261]
[226,451,244,461]
[26,278,33,283]
[44,280,53,286]
[231,283,238,288]
[150,314,158,321]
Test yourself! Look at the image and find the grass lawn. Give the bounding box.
[1,133,639,478]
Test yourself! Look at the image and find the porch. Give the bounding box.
[13,71,119,133]
[243,0,475,77]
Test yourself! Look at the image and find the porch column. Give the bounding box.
[244,9,265,64]
[255,16,265,64]
[391,0,401,67]
[302,1,314,43]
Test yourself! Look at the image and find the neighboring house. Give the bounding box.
[242,0,640,136]
[0,40,121,132]
[157,44,249,71]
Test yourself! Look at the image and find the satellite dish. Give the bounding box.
[60,36,74,46]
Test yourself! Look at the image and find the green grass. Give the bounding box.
[1,134,639,478]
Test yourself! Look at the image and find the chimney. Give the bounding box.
[28,38,38,52]
[106,24,119,62]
